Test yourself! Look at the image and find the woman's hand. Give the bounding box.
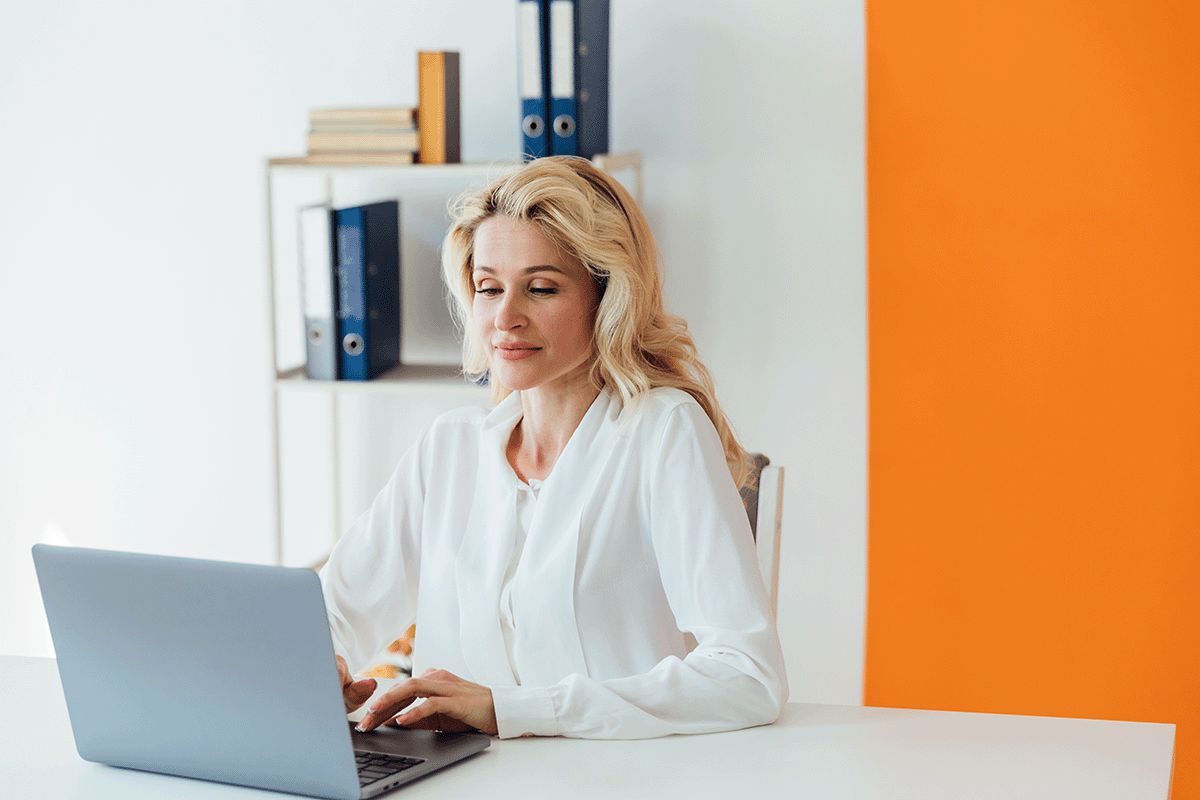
[355,668,498,736]
[336,655,377,714]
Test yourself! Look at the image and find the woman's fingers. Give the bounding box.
[386,712,474,732]
[355,670,498,736]
[356,678,446,732]
[344,677,376,713]
[335,656,376,713]
[393,696,460,728]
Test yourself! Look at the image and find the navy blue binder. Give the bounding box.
[334,201,401,381]
[549,0,609,158]
[518,0,551,159]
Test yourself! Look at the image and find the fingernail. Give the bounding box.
[355,724,365,732]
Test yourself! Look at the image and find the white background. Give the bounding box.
[0,0,865,705]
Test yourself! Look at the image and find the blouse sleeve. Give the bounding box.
[489,401,789,739]
[318,427,428,673]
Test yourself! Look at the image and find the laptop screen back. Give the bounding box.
[32,544,361,800]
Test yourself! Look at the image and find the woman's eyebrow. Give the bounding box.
[473,265,568,275]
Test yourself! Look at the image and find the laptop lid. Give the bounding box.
[32,544,363,800]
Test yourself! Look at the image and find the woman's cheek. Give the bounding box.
[473,305,493,338]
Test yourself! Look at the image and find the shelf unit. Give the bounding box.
[263,153,643,567]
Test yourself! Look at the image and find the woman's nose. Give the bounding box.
[493,293,527,330]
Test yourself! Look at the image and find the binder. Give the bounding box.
[549,0,609,158]
[517,0,551,159]
[298,205,338,380]
[334,201,401,381]
[417,51,461,164]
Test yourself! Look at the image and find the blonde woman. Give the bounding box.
[320,156,787,739]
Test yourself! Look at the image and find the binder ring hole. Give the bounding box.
[553,115,576,137]
[308,329,322,344]
[343,333,364,355]
[522,114,544,137]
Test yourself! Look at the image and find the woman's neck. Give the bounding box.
[509,371,601,480]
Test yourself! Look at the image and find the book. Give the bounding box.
[309,122,417,133]
[285,153,416,165]
[309,107,416,127]
[417,51,461,164]
[307,129,419,153]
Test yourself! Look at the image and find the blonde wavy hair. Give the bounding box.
[440,156,753,490]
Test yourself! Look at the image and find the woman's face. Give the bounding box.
[471,215,601,393]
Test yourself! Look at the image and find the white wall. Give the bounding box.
[0,0,865,705]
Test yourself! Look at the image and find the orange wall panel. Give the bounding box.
[866,1,1199,796]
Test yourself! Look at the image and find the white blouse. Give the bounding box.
[319,385,788,739]
[500,476,541,683]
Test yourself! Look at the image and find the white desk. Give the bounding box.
[0,656,1174,799]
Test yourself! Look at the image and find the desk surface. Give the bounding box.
[0,656,1174,799]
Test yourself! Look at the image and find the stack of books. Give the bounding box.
[305,107,418,164]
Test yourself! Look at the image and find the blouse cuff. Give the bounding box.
[490,684,560,739]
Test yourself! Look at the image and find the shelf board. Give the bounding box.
[268,156,523,172]
[276,363,489,394]
[265,151,644,201]
[268,152,641,170]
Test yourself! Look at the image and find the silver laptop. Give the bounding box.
[32,544,490,799]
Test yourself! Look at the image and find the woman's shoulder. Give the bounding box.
[416,403,490,449]
[427,402,492,434]
[620,386,706,432]
[633,385,701,411]
[396,404,490,478]
[431,403,491,427]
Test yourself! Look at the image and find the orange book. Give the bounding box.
[417,51,461,164]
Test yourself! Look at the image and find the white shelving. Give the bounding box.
[263,154,643,567]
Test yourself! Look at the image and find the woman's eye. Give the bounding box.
[474,285,556,296]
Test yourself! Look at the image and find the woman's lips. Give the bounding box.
[495,346,542,361]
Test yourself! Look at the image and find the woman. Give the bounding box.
[319,156,787,739]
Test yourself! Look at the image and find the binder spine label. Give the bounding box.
[549,0,575,98]
[519,2,543,100]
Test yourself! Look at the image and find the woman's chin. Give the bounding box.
[490,365,544,392]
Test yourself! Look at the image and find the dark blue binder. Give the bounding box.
[549,0,609,158]
[334,201,400,381]
[518,0,551,159]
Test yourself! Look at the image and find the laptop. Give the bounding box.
[31,544,490,799]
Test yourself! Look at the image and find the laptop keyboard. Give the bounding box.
[355,752,424,787]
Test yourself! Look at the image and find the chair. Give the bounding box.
[739,453,784,618]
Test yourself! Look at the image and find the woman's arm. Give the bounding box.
[318,427,428,674]
[490,401,789,739]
